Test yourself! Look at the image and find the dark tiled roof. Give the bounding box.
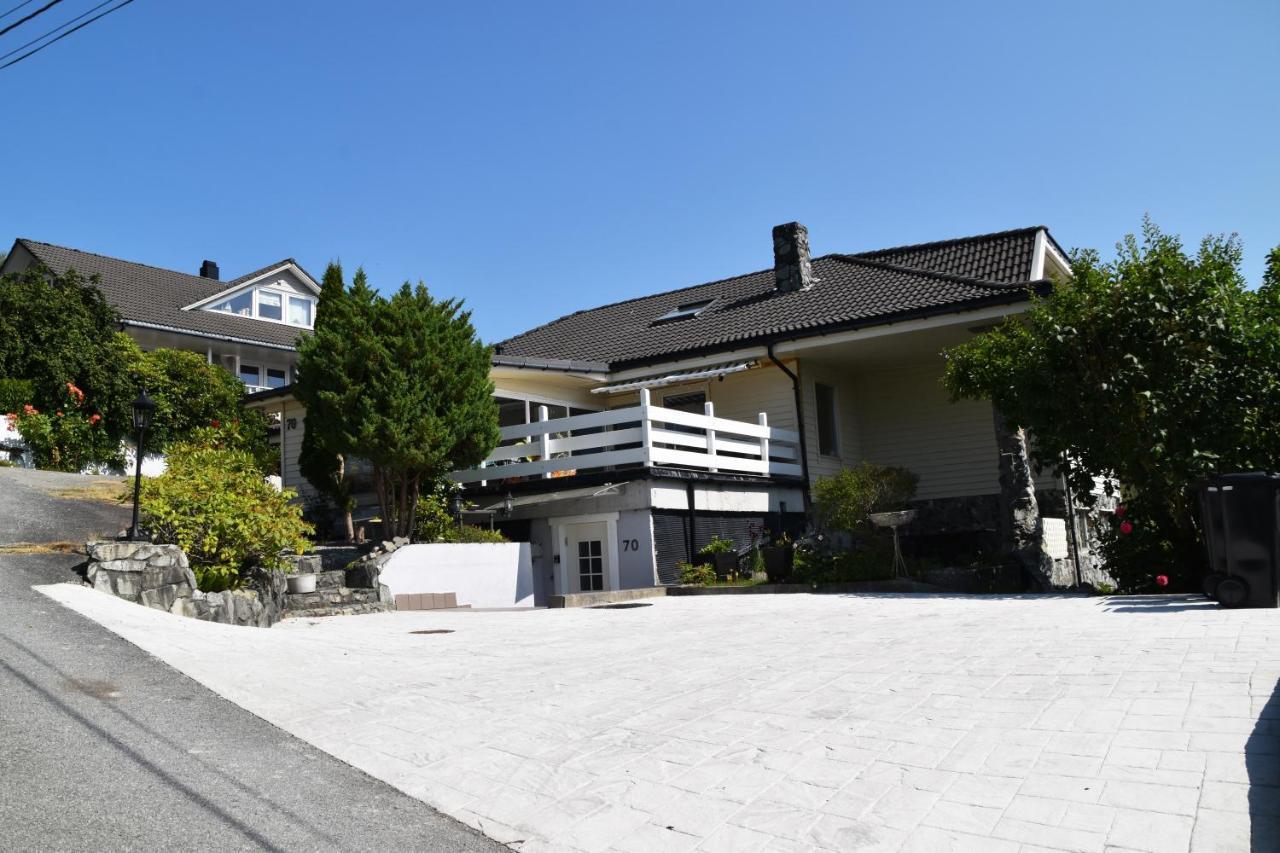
[496,227,1057,368]
[12,240,308,350]
[849,226,1044,283]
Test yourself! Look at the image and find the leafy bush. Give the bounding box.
[792,537,895,584]
[412,481,458,543]
[442,524,508,544]
[140,441,311,592]
[698,536,736,556]
[679,561,716,585]
[11,382,119,471]
[0,378,33,412]
[944,221,1280,591]
[813,463,919,533]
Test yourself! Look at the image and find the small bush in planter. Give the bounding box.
[679,561,716,586]
[814,463,919,533]
[761,531,794,582]
[698,536,739,578]
[140,441,311,592]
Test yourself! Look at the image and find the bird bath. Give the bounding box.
[868,510,917,578]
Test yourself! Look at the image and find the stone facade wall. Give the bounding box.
[85,541,290,628]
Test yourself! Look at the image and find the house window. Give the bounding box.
[239,364,262,387]
[815,382,838,456]
[211,291,253,316]
[577,540,604,591]
[288,295,313,327]
[266,368,288,389]
[257,290,283,321]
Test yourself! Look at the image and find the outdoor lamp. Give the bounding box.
[502,492,514,516]
[450,492,464,529]
[125,389,156,541]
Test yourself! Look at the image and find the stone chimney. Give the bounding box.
[772,222,812,292]
[199,260,220,280]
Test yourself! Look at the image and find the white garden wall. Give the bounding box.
[379,543,536,609]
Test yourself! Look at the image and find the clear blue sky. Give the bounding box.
[2,0,1276,343]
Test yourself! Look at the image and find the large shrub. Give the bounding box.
[140,441,311,592]
[813,463,919,533]
[944,220,1280,591]
[12,382,118,470]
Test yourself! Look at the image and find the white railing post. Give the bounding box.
[758,412,770,475]
[639,388,653,468]
[704,400,718,473]
[538,405,552,479]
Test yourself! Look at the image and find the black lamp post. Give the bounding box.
[450,492,464,531]
[501,492,514,516]
[125,389,156,541]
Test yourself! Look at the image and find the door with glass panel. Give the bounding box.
[566,522,608,593]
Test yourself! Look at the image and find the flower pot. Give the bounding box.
[287,573,317,594]
[711,552,738,580]
[761,546,793,582]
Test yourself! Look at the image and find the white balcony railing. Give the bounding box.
[450,388,803,485]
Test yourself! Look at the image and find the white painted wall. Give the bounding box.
[379,543,536,608]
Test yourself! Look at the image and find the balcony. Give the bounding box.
[450,389,802,487]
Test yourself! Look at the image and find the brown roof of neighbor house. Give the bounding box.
[8,239,314,350]
[495,226,1061,368]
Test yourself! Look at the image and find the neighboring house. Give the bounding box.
[252,223,1094,602]
[1,239,320,473]
[0,239,319,393]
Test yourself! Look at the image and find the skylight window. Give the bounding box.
[654,299,713,324]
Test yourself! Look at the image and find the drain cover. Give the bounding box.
[409,629,455,635]
[588,602,654,609]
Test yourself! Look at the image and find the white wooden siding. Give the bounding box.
[278,399,315,499]
[852,362,1000,499]
[798,360,862,482]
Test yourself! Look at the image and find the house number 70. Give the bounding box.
[621,539,640,551]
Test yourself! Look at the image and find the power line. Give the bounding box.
[0,0,65,38]
[0,1,37,23]
[0,0,113,62]
[0,0,135,70]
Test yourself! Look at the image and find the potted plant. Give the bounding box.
[698,536,738,580]
[283,553,318,594]
[761,531,794,582]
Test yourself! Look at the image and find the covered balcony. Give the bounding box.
[450,389,802,489]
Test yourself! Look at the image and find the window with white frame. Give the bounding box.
[207,284,316,328]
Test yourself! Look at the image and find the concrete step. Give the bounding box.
[285,587,387,612]
[283,602,392,619]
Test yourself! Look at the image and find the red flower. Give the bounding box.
[211,419,221,428]
[1114,505,1127,518]
[1119,521,1134,535]
[1155,574,1169,587]
[22,404,37,416]
[56,410,63,417]
[89,413,102,425]
[65,381,85,402]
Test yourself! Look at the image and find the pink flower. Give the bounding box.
[1155,574,1169,587]
[1114,505,1127,518]
[22,404,37,416]
[89,413,102,425]
[65,382,84,402]
[4,413,15,427]
[1119,521,1134,535]
[55,410,64,418]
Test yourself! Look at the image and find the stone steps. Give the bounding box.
[284,602,392,619]
[316,569,347,589]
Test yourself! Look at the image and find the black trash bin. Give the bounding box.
[1198,472,1280,608]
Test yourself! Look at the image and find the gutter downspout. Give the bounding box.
[767,343,812,515]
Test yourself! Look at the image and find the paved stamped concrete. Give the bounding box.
[37,585,1280,852]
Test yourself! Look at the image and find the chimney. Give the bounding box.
[772,222,812,292]
[199,260,220,280]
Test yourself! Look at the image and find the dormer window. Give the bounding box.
[654,298,713,325]
[208,285,316,328]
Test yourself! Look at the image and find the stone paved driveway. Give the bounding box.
[38,586,1280,852]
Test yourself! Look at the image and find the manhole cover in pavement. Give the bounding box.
[409,629,455,635]
[588,602,654,609]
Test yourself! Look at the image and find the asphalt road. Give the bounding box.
[0,467,501,852]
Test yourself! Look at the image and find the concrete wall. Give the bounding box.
[379,543,536,608]
[617,509,657,589]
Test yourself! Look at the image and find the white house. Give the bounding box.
[251,223,1093,602]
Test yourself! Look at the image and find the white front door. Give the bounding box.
[565,522,609,593]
